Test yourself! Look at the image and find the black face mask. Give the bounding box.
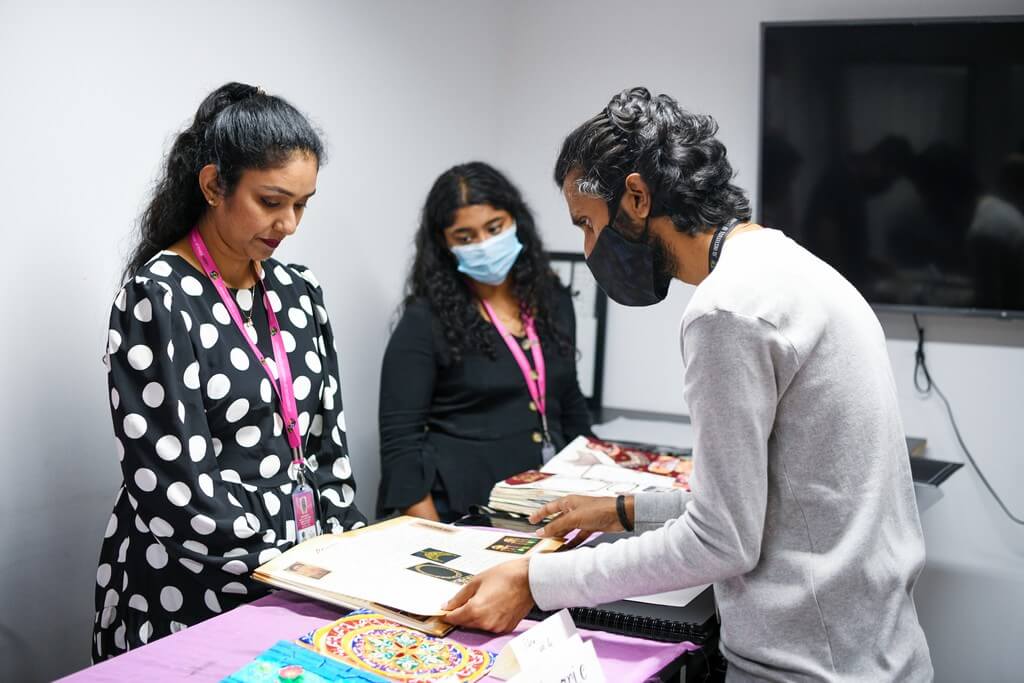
[585,204,672,307]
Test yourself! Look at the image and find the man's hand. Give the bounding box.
[529,494,634,549]
[442,558,533,633]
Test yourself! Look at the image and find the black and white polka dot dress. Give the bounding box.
[92,252,366,661]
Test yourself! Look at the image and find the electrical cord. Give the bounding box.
[912,314,1024,525]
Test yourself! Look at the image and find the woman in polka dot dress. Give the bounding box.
[93,82,366,661]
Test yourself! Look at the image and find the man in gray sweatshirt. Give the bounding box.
[444,87,933,682]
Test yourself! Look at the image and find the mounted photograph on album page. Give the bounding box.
[253,516,562,633]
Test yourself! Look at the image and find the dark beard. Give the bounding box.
[611,203,645,240]
[650,232,676,283]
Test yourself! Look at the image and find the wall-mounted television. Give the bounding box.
[759,17,1024,318]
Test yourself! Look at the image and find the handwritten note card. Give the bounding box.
[492,610,604,682]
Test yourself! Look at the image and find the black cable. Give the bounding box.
[912,314,1024,526]
[912,314,933,393]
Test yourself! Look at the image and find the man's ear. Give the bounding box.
[621,172,652,221]
[198,164,222,206]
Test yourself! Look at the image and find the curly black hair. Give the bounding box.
[124,82,324,281]
[405,162,572,364]
[553,87,751,234]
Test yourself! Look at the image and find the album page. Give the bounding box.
[254,517,560,617]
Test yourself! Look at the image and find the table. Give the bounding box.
[61,591,701,682]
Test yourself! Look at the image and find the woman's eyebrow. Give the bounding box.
[258,184,294,196]
[258,185,316,199]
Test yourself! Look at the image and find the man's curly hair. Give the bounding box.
[553,86,751,234]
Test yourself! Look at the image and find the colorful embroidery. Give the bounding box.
[302,610,495,682]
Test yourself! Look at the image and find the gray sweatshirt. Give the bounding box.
[529,229,933,682]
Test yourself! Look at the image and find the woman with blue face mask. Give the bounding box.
[377,162,593,522]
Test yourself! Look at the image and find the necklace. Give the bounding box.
[244,262,260,328]
[482,300,525,338]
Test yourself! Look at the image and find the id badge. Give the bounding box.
[291,484,320,542]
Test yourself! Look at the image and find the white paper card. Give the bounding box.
[592,416,694,449]
[627,582,709,608]
[492,609,578,679]
[508,634,606,683]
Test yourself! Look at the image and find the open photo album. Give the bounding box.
[252,516,562,636]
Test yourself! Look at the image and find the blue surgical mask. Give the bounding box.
[451,223,523,285]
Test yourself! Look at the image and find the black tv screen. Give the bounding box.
[760,18,1024,316]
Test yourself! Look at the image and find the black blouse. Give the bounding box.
[93,253,365,661]
[377,284,593,519]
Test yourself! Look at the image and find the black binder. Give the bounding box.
[909,457,962,486]
[528,586,716,644]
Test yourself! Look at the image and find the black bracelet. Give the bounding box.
[616,495,634,532]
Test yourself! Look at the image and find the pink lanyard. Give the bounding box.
[480,299,550,443]
[188,228,305,467]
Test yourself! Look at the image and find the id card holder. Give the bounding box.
[540,416,556,463]
[291,484,320,542]
[541,441,556,463]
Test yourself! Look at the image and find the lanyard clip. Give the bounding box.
[540,413,552,444]
[291,445,307,486]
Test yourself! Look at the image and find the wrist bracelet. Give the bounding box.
[616,495,634,532]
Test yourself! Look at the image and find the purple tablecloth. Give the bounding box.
[61,591,699,681]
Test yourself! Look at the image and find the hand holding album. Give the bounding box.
[252,517,562,635]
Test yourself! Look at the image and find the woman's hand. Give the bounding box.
[529,494,634,549]
[403,493,441,521]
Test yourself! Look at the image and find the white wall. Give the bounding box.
[492,1,1024,681]
[0,1,509,679]
[3,1,1022,681]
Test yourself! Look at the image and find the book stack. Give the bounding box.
[488,436,689,518]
